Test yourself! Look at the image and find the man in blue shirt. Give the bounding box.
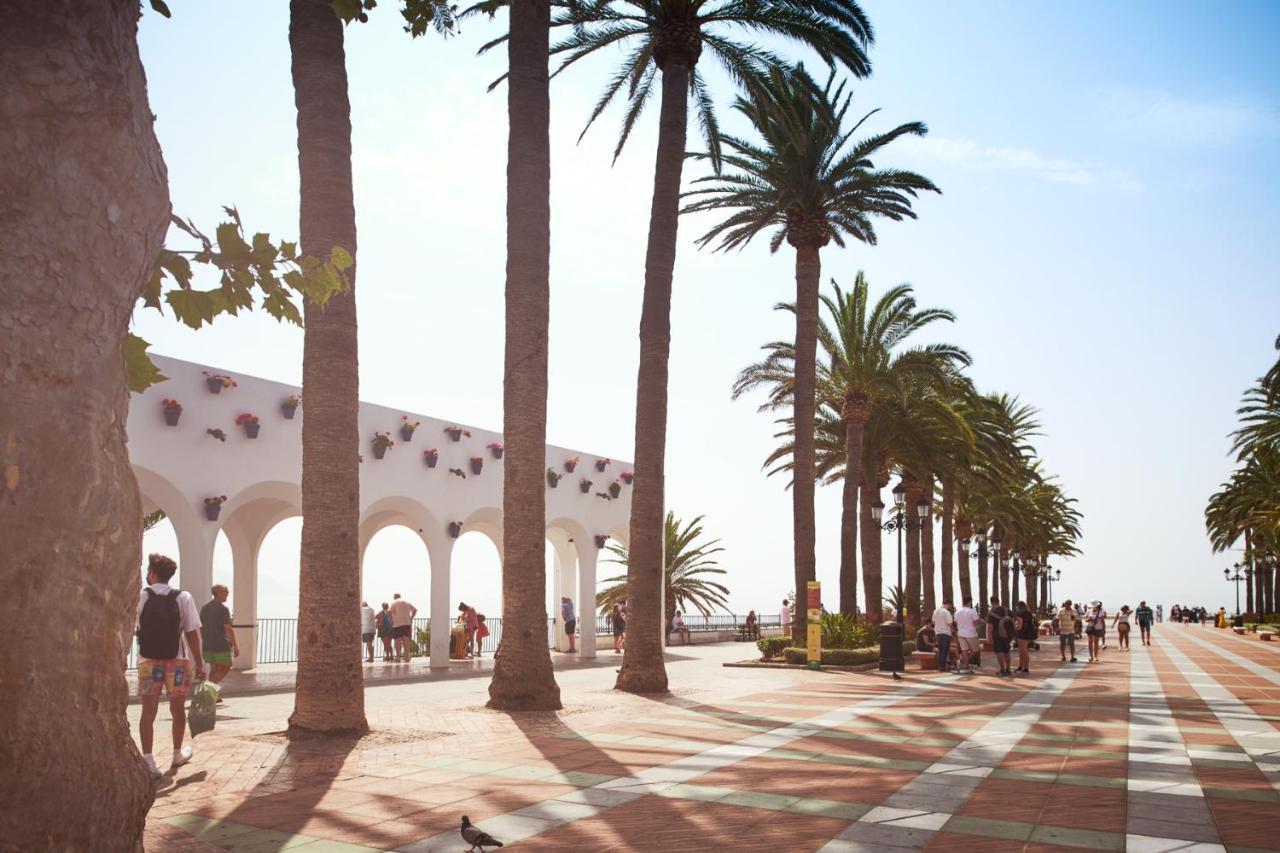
[1135,601,1154,646]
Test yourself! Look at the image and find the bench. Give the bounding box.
[1233,627,1246,635]
[910,650,937,671]
[1263,632,1274,641]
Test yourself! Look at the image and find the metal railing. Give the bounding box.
[125,611,779,670]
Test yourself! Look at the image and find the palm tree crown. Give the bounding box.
[597,511,731,617]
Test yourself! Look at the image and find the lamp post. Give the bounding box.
[958,531,996,617]
[1047,567,1060,610]
[1225,563,1247,618]
[870,484,929,625]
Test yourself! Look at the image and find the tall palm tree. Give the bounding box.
[541,0,875,691]
[487,0,562,710]
[597,512,731,624]
[2,2,171,844]
[288,0,366,735]
[688,65,938,640]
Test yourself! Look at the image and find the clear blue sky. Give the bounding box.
[135,1,1280,619]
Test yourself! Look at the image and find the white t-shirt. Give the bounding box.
[360,605,376,634]
[389,599,415,627]
[954,606,980,639]
[931,607,955,636]
[780,605,791,627]
[672,614,685,630]
[136,583,202,661]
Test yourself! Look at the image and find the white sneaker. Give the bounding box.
[172,746,193,768]
[145,753,163,778]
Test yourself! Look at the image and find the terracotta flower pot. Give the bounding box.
[373,444,388,460]
[470,460,483,475]
[244,423,260,439]
[400,426,415,442]
[204,504,221,521]
[281,403,298,420]
[206,377,223,394]
[163,408,181,427]
[424,454,438,469]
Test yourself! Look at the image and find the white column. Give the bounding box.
[551,541,578,652]
[174,516,217,612]
[428,542,452,667]
[576,539,598,659]
[225,525,260,670]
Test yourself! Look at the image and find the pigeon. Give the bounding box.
[891,671,902,681]
[460,816,502,852]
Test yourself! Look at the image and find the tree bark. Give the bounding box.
[1010,556,1020,605]
[616,55,691,694]
[788,242,822,642]
[957,542,971,605]
[288,0,367,734]
[977,547,988,618]
[920,474,936,616]
[859,477,882,620]
[489,0,561,709]
[903,476,922,627]
[839,406,867,617]
[0,2,169,847]
[940,477,954,607]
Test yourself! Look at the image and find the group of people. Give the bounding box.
[361,594,418,662]
[919,596,1040,676]
[1051,599,1155,662]
[1169,604,1210,624]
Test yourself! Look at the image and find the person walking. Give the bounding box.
[780,599,792,637]
[955,596,980,674]
[1085,601,1106,662]
[376,602,394,661]
[610,603,626,653]
[931,599,955,673]
[561,596,577,653]
[1156,603,1163,624]
[988,596,1014,677]
[1135,600,1154,645]
[199,584,238,686]
[1075,601,1085,639]
[1013,600,1035,674]
[389,593,417,662]
[135,553,205,778]
[1113,605,1133,650]
[360,600,376,663]
[1056,599,1079,662]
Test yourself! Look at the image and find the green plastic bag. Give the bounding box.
[188,680,219,738]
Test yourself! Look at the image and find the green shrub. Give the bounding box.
[756,636,791,660]
[780,645,905,668]
[410,626,431,657]
[820,613,881,649]
[783,647,807,665]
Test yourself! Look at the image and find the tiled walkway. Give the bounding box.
[139,626,1280,852]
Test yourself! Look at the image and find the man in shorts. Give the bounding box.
[136,553,205,777]
[1135,600,1154,646]
[360,600,377,662]
[954,596,980,674]
[389,593,417,662]
[1056,599,1079,662]
[988,596,1013,676]
[561,596,577,653]
[199,584,238,685]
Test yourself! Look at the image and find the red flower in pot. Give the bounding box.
[488,441,504,459]
[161,399,183,427]
[595,458,611,473]
[620,471,634,485]
[204,495,228,521]
[235,413,260,439]
[470,456,484,475]
[423,448,439,468]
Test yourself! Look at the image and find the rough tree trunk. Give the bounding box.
[977,547,989,619]
[288,0,367,734]
[860,477,882,620]
[788,241,822,643]
[903,476,922,626]
[489,0,561,709]
[1010,556,1020,605]
[839,401,867,617]
[0,2,170,847]
[920,474,936,616]
[616,54,692,694]
[940,477,954,606]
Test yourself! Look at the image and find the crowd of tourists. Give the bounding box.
[916,595,1159,675]
[1169,604,1212,624]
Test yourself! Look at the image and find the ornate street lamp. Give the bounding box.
[873,484,926,625]
[1225,563,1248,618]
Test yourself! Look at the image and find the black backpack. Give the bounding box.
[138,588,182,660]
[998,613,1014,640]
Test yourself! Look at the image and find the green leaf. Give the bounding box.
[165,288,220,330]
[280,241,297,260]
[149,0,172,18]
[215,221,250,264]
[329,245,354,271]
[125,334,168,393]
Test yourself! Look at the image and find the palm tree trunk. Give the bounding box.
[860,477,882,620]
[1,3,169,845]
[999,557,1010,605]
[920,475,936,616]
[957,542,971,605]
[977,548,988,618]
[616,54,692,694]
[940,477,955,607]
[489,0,561,709]
[1010,557,1019,605]
[789,240,822,642]
[288,0,366,735]
[903,476,922,627]
[840,405,867,617]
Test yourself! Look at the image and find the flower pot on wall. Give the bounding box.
[547,473,560,488]
[373,444,387,460]
[281,403,298,420]
[244,423,260,439]
[490,447,504,459]
[448,522,462,539]
[446,428,463,442]
[564,460,577,473]
[163,408,181,427]
[621,472,634,485]
[206,377,223,394]
[424,453,438,469]
[400,426,415,442]
[579,479,592,494]
[470,459,483,476]
[608,482,621,499]
[595,459,609,473]
[594,535,608,549]
[204,504,221,521]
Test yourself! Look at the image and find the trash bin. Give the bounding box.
[1233,615,1245,628]
[879,621,904,672]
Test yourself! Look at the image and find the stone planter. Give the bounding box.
[163,408,182,427]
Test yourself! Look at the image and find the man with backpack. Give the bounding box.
[988,596,1014,677]
[135,553,204,778]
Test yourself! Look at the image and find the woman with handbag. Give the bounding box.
[1085,601,1107,662]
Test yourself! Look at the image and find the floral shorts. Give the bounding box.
[137,658,192,698]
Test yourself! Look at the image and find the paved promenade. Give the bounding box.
[139,625,1280,852]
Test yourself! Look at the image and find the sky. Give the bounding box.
[134,1,1280,620]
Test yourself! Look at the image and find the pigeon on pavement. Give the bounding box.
[892,671,902,680]
[461,816,503,852]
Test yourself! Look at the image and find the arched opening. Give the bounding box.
[452,530,502,654]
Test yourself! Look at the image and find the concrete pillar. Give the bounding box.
[428,542,452,667]
[224,524,260,670]
[551,540,577,652]
[576,538,598,659]
[173,512,217,613]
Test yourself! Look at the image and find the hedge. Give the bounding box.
[780,641,915,667]
[757,636,791,660]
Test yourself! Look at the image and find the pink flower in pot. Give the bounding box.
[161,399,183,427]
[423,448,439,468]
[236,412,260,439]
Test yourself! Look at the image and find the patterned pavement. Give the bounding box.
[138,625,1280,852]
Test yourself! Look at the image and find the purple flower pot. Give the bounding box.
[595,460,607,472]
[373,444,388,460]
[281,403,297,420]
[204,504,221,521]
[163,408,181,427]
[206,377,222,394]
[547,476,559,489]
[424,454,438,469]
[491,447,504,459]
[470,460,483,475]
[448,522,462,539]
[400,426,415,442]
[564,461,577,473]
[594,536,608,549]
[244,423,260,439]
[446,428,463,442]
[579,481,592,494]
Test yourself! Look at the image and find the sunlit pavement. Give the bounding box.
[138,626,1280,852]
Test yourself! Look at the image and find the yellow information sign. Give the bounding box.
[806,581,821,668]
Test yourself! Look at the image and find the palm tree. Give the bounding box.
[542,0,875,689]
[687,65,938,640]
[288,0,367,735]
[487,0,562,711]
[597,513,731,627]
[3,3,171,845]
